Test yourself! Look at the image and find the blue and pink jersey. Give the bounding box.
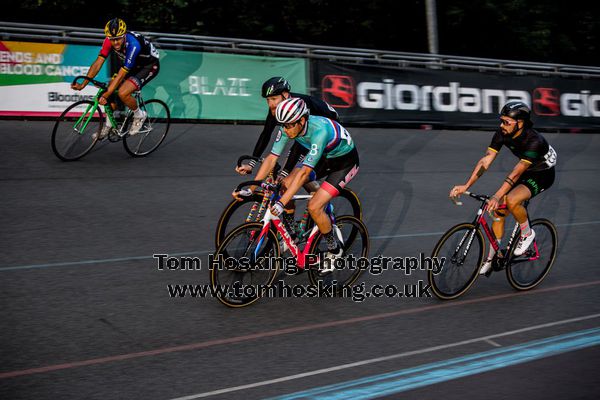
[99,31,159,71]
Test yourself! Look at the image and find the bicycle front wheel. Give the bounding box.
[123,99,170,157]
[429,223,484,300]
[51,100,102,161]
[506,218,557,290]
[307,215,369,293]
[210,222,281,307]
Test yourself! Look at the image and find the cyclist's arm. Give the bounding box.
[86,57,105,82]
[254,153,279,182]
[279,165,312,206]
[492,160,530,200]
[251,113,278,163]
[281,142,306,176]
[463,148,498,188]
[72,56,105,90]
[103,67,128,98]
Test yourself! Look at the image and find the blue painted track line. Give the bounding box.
[268,327,600,400]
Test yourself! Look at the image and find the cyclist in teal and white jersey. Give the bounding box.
[450,101,557,275]
[234,97,359,270]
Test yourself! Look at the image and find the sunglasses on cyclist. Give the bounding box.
[283,121,300,129]
[500,118,515,126]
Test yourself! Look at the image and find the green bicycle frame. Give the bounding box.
[73,89,118,134]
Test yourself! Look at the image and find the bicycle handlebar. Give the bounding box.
[237,155,261,168]
[450,191,491,206]
[72,75,107,90]
[235,180,280,192]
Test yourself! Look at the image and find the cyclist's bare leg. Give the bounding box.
[506,185,532,224]
[491,194,507,240]
[117,79,139,111]
[307,188,334,235]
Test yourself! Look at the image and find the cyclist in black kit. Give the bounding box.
[235,76,339,178]
[450,101,557,275]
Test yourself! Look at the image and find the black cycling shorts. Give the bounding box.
[312,147,359,197]
[517,167,555,197]
[126,61,160,90]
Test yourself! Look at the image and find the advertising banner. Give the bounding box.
[0,41,109,116]
[144,50,307,120]
[313,61,600,129]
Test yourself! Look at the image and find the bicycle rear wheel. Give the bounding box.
[307,215,369,293]
[506,218,557,290]
[429,223,484,300]
[51,100,102,161]
[210,222,281,307]
[215,193,268,248]
[332,187,362,220]
[123,99,170,157]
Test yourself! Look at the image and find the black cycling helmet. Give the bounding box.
[500,100,531,121]
[105,18,127,38]
[261,77,291,98]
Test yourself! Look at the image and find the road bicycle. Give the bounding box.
[429,191,557,300]
[215,155,362,248]
[211,180,369,307]
[51,75,170,161]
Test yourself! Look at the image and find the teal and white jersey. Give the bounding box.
[270,115,355,168]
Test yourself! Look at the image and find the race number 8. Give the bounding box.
[310,143,319,155]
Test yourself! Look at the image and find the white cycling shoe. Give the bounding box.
[513,229,536,256]
[479,258,493,275]
[92,124,112,141]
[319,247,343,276]
[129,110,147,136]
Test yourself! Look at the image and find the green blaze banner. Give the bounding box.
[144,50,307,120]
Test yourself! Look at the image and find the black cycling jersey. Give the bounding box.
[489,127,557,172]
[251,92,339,159]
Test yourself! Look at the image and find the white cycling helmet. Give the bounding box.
[275,97,309,124]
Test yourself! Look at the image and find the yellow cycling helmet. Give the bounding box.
[105,18,127,38]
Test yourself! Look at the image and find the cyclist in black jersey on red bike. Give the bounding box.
[235,76,339,178]
[450,101,557,275]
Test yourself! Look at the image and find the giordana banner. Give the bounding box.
[144,50,307,120]
[0,41,109,116]
[313,61,600,129]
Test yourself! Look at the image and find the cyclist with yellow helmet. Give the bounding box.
[71,18,160,138]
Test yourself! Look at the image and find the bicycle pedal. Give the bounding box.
[491,258,505,271]
[108,132,120,142]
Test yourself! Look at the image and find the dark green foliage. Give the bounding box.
[5,0,598,65]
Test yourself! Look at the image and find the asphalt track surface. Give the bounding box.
[1,120,599,399]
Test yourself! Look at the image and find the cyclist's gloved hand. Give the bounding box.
[449,185,468,198]
[232,188,252,202]
[487,195,501,214]
[270,200,284,217]
[71,82,87,91]
[235,164,253,175]
[99,94,109,106]
[276,170,289,184]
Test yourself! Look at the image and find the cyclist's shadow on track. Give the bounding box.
[525,132,593,260]
[142,49,204,149]
[363,131,438,257]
